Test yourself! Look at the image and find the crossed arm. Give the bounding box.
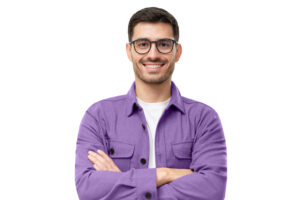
[87,149,193,187]
[76,107,227,199]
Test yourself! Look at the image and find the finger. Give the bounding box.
[93,164,101,171]
[88,151,106,163]
[96,150,122,172]
[88,155,108,171]
[96,150,117,170]
[88,151,110,169]
[98,152,116,170]
[97,149,118,169]
[94,163,108,171]
[88,150,121,172]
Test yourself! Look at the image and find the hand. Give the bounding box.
[88,149,122,172]
[167,168,193,182]
[156,168,194,187]
[156,168,169,187]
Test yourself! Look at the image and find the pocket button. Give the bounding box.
[145,192,152,199]
[109,148,115,155]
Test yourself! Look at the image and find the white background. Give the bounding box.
[0,0,299,199]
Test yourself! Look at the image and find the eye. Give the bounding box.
[135,40,150,48]
[158,40,172,48]
[139,43,148,47]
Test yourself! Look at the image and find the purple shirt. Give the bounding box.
[75,81,227,200]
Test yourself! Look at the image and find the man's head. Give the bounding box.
[126,7,182,85]
[128,7,179,43]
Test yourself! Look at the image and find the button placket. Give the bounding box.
[137,109,150,168]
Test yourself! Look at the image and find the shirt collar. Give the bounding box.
[126,81,186,117]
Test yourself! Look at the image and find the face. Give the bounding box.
[126,22,182,85]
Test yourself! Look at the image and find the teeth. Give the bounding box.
[144,65,162,68]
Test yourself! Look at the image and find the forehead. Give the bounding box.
[132,22,174,41]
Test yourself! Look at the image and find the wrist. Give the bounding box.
[162,167,171,183]
[156,167,171,187]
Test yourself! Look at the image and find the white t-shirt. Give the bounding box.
[136,97,171,168]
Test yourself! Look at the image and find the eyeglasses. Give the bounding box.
[130,38,177,54]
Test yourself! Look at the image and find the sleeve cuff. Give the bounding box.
[133,168,157,199]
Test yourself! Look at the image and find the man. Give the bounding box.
[75,7,227,200]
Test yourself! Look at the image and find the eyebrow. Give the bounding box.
[133,38,174,41]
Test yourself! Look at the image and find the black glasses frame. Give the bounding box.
[130,38,178,54]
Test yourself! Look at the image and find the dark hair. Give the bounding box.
[128,7,179,42]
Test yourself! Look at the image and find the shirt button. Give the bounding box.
[145,192,152,199]
[140,158,147,165]
[142,123,146,130]
[109,148,115,155]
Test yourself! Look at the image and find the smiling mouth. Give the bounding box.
[143,63,165,69]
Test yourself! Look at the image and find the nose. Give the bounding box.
[146,42,160,58]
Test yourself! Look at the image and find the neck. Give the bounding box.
[135,78,172,103]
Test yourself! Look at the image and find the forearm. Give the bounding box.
[76,166,157,200]
[157,169,227,200]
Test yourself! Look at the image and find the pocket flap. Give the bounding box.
[109,141,135,158]
[172,141,193,159]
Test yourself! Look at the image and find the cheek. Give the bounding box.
[166,50,177,61]
[167,54,176,64]
[130,52,141,63]
[134,56,144,65]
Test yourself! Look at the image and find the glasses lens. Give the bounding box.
[134,39,150,54]
[157,39,173,53]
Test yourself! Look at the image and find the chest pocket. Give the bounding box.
[108,140,135,172]
[171,141,193,169]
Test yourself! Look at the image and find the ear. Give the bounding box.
[126,43,133,62]
[175,43,182,62]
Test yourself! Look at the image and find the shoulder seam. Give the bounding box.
[102,95,128,102]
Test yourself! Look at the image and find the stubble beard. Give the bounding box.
[133,61,175,85]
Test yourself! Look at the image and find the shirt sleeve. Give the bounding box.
[75,104,157,200]
[157,108,227,200]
